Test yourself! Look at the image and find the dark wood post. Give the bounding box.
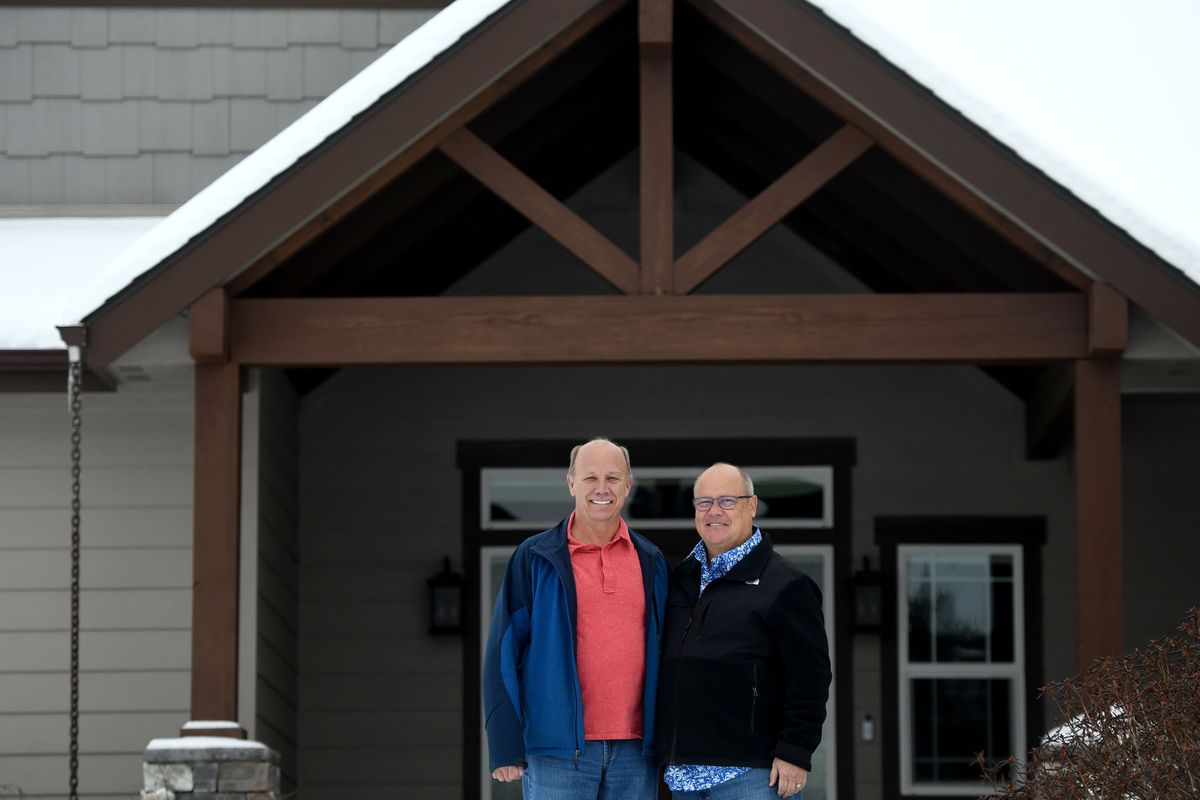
[639,0,673,294]
[1074,283,1126,672]
[187,288,246,737]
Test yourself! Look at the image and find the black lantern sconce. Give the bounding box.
[850,555,882,634]
[427,556,464,635]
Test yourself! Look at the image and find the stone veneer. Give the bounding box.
[142,737,279,800]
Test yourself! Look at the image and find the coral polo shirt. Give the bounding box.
[567,512,647,740]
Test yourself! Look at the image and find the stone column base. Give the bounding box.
[142,737,280,800]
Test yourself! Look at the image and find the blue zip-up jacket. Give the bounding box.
[483,517,668,770]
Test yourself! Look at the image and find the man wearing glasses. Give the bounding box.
[657,463,831,799]
[483,438,668,798]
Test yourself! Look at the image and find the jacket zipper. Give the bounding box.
[668,612,694,763]
[750,664,759,731]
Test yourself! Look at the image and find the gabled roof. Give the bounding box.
[27,0,1200,363]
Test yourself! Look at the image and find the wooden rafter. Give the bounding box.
[639,0,674,294]
[228,293,1087,366]
[82,0,628,366]
[690,0,1096,294]
[675,124,874,293]
[439,128,640,294]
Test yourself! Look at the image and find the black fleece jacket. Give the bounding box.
[656,532,832,771]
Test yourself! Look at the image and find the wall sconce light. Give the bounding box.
[851,555,882,633]
[427,556,464,636]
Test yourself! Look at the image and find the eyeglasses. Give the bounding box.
[692,495,753,511]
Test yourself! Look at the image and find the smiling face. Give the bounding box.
[694,463,758,560]
[567,440,632,538]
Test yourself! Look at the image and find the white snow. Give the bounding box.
[809,0,1200,286]
[60,0,510,327]
[147,736,268,751]
[0,217,162,349]
[180,720,243,730]
[6,0,1200,351]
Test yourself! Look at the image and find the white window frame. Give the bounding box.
[481,465,833,530]
[897,544,1026,796]
[480,545,518,800]
[774,544,838,800]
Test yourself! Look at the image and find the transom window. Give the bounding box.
[481,465,832,530]
[897,545,1026,795]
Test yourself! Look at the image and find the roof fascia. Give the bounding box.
[707,0,1200,348]
[80,0,618,369]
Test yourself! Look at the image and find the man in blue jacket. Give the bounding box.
[483,437,668,798]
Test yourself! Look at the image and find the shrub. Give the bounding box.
[978,608,1200,799]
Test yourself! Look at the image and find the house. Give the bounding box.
[2,1,1198,798]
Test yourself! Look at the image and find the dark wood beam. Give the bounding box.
[229,293,1087,366]
[639,0,674,294]
[639,0,673,54]
[1075,358,1122,670]
[189,288,230,363]
[675,125,873,293]
[1089,282,1128,357]
[439,128,640,294]
[190,360,244,728]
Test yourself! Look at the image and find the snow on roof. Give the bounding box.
[811,0,1200,287]
[59,0,510,327]
[146,736,268,751]
[0,217,162,349]
[9,0,1200,347]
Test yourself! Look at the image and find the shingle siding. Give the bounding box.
[0,6,438,208]
[0,46,34,102]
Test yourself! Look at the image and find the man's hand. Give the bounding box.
[768,758,808,798]
[492,765,524,782]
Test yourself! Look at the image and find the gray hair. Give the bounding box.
[695,462,754,495]
[568,437,632,477]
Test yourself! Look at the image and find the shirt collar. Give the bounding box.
[566,511,630,552]
[691,528,762,590]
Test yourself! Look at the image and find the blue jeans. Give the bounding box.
[670,768,801,800]
[523,739,657,800]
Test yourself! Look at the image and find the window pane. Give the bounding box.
[753,475,826,521]
[905,553,1016,664]
[933,578,988,662]
[911,679,1012,783]
[627,475,695,519]
[483,467,832,529]
[907,579,933,662]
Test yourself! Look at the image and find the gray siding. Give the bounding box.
[254,369,301,791]
[0,385,193,798]
[1123,394,1200,647]
[0,6,436,206]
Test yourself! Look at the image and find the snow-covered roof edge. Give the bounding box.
[810,0,1200,293]
[63,0,514,325]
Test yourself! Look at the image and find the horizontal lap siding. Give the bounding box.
[255,370,300,791]
[0,387,193,799]
[1123,395,1200,647]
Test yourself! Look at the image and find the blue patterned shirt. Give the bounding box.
[664,529,763,792]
